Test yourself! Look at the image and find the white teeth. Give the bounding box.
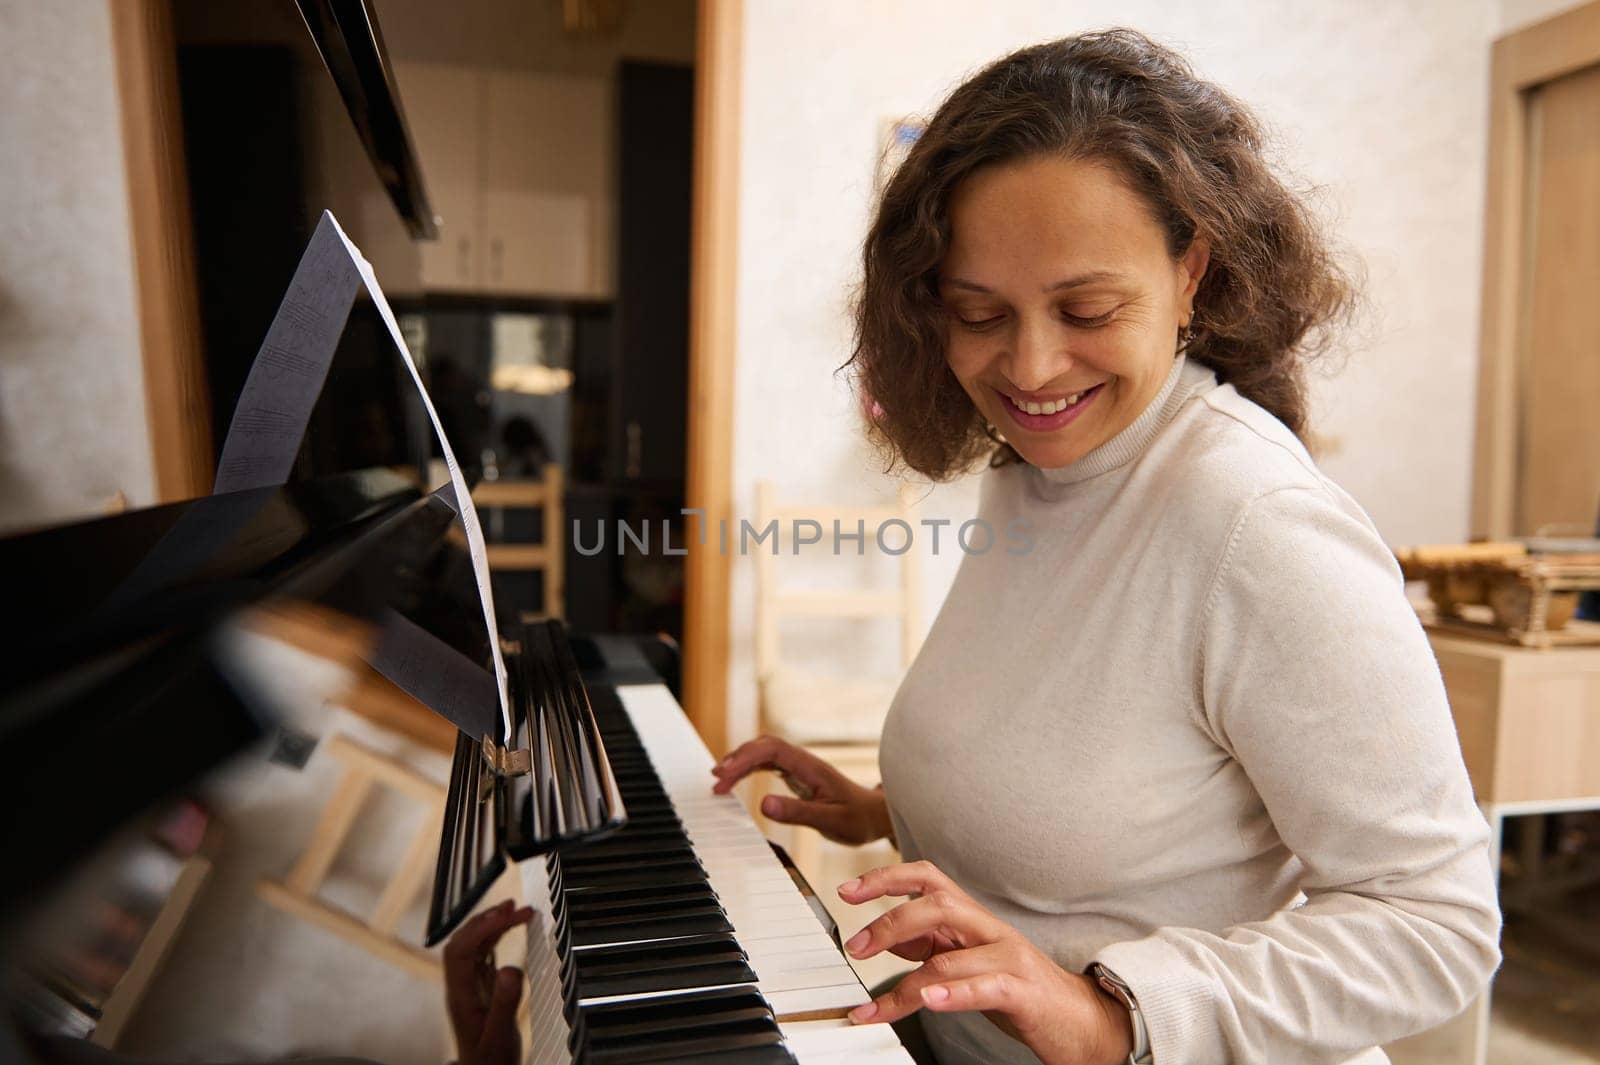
[1016,396,1070,415]
[1066,391,1082,406]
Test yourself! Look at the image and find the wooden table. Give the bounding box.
[1428,632,1600,1064]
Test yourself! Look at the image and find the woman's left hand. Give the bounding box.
[839,861,1134,1065]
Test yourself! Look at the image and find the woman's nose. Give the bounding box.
[1003,316,1074,392]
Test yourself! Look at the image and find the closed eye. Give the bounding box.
[956,314,1005,331]
[1064,309,1116,327]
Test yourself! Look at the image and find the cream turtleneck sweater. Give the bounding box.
[878,355,1500,1065]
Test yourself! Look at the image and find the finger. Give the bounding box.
[917,970,1032,1020]
[445,971,487,1056]
[445,900,535,964]
[444,904,533,1044]
[475,967,524,1064]
[710,736,833,796]
[842,891,1005,961]
[837,859,962,905]
[884,932,939,963]
[709,736,800,793]
[848,944,1012,1026]
[757,793,855,835]
[445,906,512,1042]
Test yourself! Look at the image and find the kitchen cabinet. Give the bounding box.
[392,62,612,298]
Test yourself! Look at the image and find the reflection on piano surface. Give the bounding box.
[0,470,911,1063]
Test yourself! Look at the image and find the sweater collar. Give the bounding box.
[1028,354,1217,486]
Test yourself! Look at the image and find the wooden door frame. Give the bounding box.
[1472,0,1600,538]
[114,0,741,743]
[682,0,742,755]
[109,0,213,502]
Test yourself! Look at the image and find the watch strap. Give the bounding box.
[1090,963,1152,1064]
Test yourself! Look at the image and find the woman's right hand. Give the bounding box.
[711,735,893,847]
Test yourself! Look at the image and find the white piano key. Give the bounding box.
[531,682,897,1053]
[746,946,854,973]
[764,982,873,1017]
[755,963,867,994]
[781,1018,915,1057]
[576,980,750,1009]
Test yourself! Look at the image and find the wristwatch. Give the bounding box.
[1089,963,1152,1065]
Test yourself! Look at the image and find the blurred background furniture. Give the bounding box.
[1429,632,1600,1065]
[475,463,565,619]
[751,481,923,880]
[256,734,447,982]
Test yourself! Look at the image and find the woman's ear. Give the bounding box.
[1178,237,1211,308]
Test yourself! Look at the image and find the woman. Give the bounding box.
[711,28,1500,1065]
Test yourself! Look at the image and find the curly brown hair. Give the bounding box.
[847,28,1358,479]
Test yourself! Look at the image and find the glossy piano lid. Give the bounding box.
[0,468,474,913]
[2,468,421,688]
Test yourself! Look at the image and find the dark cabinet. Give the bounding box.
[611,62,693,485]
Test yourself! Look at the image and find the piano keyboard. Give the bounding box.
[521,680,913,1064]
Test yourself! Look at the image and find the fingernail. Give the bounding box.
[922,985,949,1005]
[838,877,861,896]
[849,1002,878,1023]
[844,929,869,955]
[761,796,780,816]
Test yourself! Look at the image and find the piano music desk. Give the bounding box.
[1424,632,1600,1065]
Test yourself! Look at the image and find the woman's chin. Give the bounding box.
[1011,438,1095,470]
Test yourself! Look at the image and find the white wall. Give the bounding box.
[0,0,154,534]
[725,0,1555,747]
[1498,0,1592,32]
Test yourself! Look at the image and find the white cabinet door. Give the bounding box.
[394,61,484,291]
[482,71,612,297]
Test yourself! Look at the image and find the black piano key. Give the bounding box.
[575,936,755,999]
[575,933,744,974]
[547,672,828,1065]
[579,985,778,1046]
[560,844,697,869]
[587,1028,795,1065]
[568,907,734,947]
[560,863,710,893]
[557,884,728,947]
[560,881,722,923]
[560,844,700,871]
[569,826,691,853]
[563,876,720,903]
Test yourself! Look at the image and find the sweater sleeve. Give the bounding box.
[1092,484,1501,1064]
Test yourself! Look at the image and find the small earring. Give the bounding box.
[1176,321,1195,353]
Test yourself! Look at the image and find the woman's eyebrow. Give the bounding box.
[939,270,1127,294]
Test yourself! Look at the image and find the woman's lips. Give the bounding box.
[999,382,1104,432]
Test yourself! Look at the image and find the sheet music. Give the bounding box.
[369,608,498,742]
[213,213,361,495]
[213,210,512,738]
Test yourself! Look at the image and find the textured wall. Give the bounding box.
[725,0,1528,746]
[0,0,153,534]
[1498,0,1592,31]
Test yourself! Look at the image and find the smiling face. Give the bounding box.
[939,155,1209,469]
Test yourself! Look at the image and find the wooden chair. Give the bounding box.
[473,462,565,619]
[752,481,923,877]
[257,734,447,981]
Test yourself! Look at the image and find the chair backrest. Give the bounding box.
[752,480,923,681]
[473,462,564,618]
